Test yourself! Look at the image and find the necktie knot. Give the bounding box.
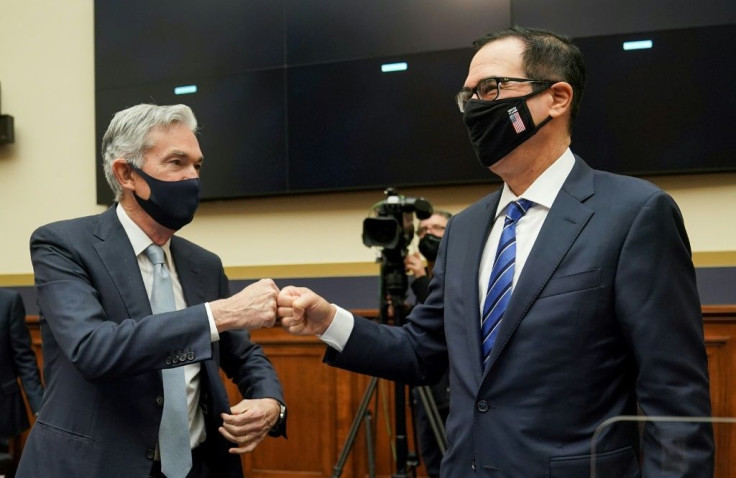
[145,244,165,266]
[505,198,534,224]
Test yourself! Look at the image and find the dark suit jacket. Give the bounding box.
[17,207,285,478]
[0,289,44,439]
[326,157,713,477]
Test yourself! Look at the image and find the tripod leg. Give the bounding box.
[332,376,380,478]
[364,410,376,478]
[392,381,411,478]
[416,385,447,454]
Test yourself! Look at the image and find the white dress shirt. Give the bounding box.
[477,148,575,315]
[116,205,220,449]
[320,149,576,352]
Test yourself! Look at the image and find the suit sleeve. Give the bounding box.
[325,218,451,386]
[410,274,431,304]
[614,190,713,473]
[30,224,213,381]
[8,292,45,413]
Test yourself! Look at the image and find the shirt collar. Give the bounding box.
[116,204,173,266]
[494,148,575,220]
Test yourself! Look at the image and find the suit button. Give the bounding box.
[155,395,164,407]
[172,355,179,364]
[187,351,195,361]
[477,400,489,413]
[179,352,187,362]
[165,356,172,366]
[146,449,155,460]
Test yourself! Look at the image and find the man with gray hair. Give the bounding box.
[18,104,287,478]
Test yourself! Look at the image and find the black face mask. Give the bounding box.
[418,234,442,262]
[130,165,201,230]
[463,88,552,168]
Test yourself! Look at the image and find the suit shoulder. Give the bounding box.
[593,168,659,192]
[590,168,673,207]
[170,235,222,264]
[452,190,498,223]
[31,213,101,239]
[0,288,22,308]
[0,288,21,301]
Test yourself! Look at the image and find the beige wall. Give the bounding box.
[1,0,734,283]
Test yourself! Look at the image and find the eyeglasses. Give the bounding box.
[455,77,554,113]
[417,224,446,236]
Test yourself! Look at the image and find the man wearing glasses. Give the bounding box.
[278,26,713,476]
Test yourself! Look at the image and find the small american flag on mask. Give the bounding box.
[507,106,526,134]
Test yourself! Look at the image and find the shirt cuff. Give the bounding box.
[204,302,220,342]
[316,304,354,352]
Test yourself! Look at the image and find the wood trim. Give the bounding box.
[703,305,736,322]
[693,251,736,267]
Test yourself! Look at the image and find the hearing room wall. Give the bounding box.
[0,1,734,305]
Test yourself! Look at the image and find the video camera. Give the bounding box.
[362,187,433,252]
[362,188,433,302]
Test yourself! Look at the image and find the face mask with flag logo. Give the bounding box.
[463,87,552,168]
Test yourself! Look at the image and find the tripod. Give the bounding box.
[413,385,448,456]
[331,250,447,477]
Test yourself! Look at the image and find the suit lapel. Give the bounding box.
[92,207,152,321]
[170,238,203,306]
[484,157,596,372]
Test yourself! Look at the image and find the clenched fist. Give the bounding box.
[210,278,279,332]
[277,286,336,336]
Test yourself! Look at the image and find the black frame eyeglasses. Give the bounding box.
[455,76,554,113]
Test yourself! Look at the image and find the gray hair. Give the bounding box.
[101,104,198,201]
[432,209,453,220]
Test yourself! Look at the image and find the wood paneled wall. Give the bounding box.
[19,306,736,477]
[702,306,736,478]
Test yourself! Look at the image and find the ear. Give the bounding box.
[547,81,573,119]
[111,158,136,193]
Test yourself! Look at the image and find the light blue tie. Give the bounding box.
[481,199,534,370]
[145,244,192,478]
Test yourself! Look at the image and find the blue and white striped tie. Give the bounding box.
[481,199,534,369]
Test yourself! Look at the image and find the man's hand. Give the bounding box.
[404,252,426,278]
[277,286,336,336]
[210,278,279,332]
[219,398,281,454]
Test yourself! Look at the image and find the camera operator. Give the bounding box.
[405,211,452,303]
[404,211,451,478]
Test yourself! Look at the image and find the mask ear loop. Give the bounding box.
[523,84,555,130]
[532,81,557,126]
[535,115,554,130]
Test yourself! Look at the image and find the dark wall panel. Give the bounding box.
[511,0,736,38]
[95,0,285,88]
[287,48,488,194]
[285,0,508,65]
[94,1,736,203]
[570,24,736,176]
